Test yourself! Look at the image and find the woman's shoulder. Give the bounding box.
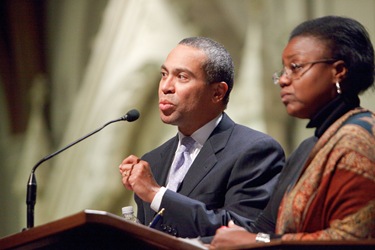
[342,109,375,135]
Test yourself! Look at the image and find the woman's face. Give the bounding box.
[278,36,338,119]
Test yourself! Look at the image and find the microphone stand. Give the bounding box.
[25,110,139,230]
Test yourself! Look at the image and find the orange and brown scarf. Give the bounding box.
[276,108,375,240]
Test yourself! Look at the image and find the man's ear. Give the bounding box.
[212,82,228,103]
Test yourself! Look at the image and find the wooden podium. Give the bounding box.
[1,210,374,249]
[0,210,205,250]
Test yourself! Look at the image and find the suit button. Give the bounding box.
[171,228,178,236]
[166,226,172,233]
[161,224,167,231]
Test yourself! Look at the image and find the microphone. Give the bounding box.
[25,109,140,230]
[119,108,140,122]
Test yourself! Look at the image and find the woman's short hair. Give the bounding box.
[290,15,375,95]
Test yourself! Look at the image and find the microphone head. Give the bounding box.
[124,109,140,122]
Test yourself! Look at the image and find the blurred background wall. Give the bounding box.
[1,0,374,237]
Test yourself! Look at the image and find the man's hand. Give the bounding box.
[119,155,161,203]
[209,221,257,249]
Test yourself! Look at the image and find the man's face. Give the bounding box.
[158,45,218,135]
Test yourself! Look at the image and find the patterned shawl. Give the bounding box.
[276,108,375,240]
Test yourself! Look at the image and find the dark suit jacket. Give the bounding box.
[135,113,285,238]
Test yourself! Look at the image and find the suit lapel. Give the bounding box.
[153,135,179,186]
[178,114,234,195]
[144,136,178,222]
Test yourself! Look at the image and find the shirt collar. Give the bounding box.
[178,113,223,147]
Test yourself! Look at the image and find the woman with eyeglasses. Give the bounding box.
[209,15,375,249]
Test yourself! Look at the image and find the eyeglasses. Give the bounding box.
[272,59,337,85]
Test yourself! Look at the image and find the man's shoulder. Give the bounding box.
[232,123,280,143]
[219,114,272,138]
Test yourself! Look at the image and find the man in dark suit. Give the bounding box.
[119,37,285,238]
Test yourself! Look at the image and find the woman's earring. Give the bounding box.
[336,82,342,94]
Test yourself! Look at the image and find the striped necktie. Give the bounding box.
[166,136,196,192]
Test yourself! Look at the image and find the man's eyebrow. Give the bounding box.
[160,65,195,76]
[161,64,167,70]
[176,67,194,75]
